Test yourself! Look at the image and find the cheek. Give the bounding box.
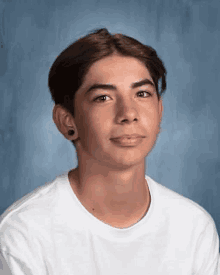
[89,112,112,138]
[143,109,161,132]
[77,107,112,140]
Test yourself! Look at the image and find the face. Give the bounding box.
[73,55,163,170]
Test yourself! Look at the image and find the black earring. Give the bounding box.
[68,129,75,136]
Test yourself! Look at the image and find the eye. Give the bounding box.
[93,95,111,103]
[137,91,151,97]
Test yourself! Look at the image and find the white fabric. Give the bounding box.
[0,171,219,275]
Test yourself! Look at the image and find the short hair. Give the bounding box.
[48,28,167,147]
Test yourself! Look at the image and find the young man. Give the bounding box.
[0,28,219,274]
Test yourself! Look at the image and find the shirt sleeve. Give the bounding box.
[0,250,12,275]
[0,220,47,275]
[194,218,220,275]
[0,248,45,275]
[0,249,36,275]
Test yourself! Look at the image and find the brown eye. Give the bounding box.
[93,95,111,102]
[137,91,151,97]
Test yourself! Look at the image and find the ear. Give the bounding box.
[158,97,163,121]
[52,105,78,141]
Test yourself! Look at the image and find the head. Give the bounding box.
[48,28,167,169]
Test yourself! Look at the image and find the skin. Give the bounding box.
[53,54,163,228]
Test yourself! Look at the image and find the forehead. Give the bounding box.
[81,55,153,88]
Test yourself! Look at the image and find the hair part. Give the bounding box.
[48,28,167,147]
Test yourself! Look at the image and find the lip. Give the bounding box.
[110,134,145,139]
[110,136,145,147]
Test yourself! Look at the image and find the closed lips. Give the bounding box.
[111,134,145,139]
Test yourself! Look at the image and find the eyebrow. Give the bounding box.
[84,78,155,96]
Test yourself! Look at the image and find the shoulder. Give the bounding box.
[146,175,219,262]
[146,175,217,232]
[0,172,68,254]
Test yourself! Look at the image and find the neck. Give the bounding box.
[69,159,150,219]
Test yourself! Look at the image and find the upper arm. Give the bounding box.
[194,219,219,275]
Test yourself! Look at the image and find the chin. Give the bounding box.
[98,152,146,171]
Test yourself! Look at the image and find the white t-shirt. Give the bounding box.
[0,172,219,275]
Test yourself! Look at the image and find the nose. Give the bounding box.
[115,98,139,124]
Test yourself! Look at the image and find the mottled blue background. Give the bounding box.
[0,0,219,235]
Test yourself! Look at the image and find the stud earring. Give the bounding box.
[68,129,75,136]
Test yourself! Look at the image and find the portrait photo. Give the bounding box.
[0,0,219,274]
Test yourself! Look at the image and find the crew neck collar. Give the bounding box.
[60,170,156,240]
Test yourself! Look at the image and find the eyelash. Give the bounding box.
[93,91,152,103]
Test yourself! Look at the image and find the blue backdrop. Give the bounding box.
[0,0,219,236]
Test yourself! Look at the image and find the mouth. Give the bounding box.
[110,134,145,139]
[110,136,145,147]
